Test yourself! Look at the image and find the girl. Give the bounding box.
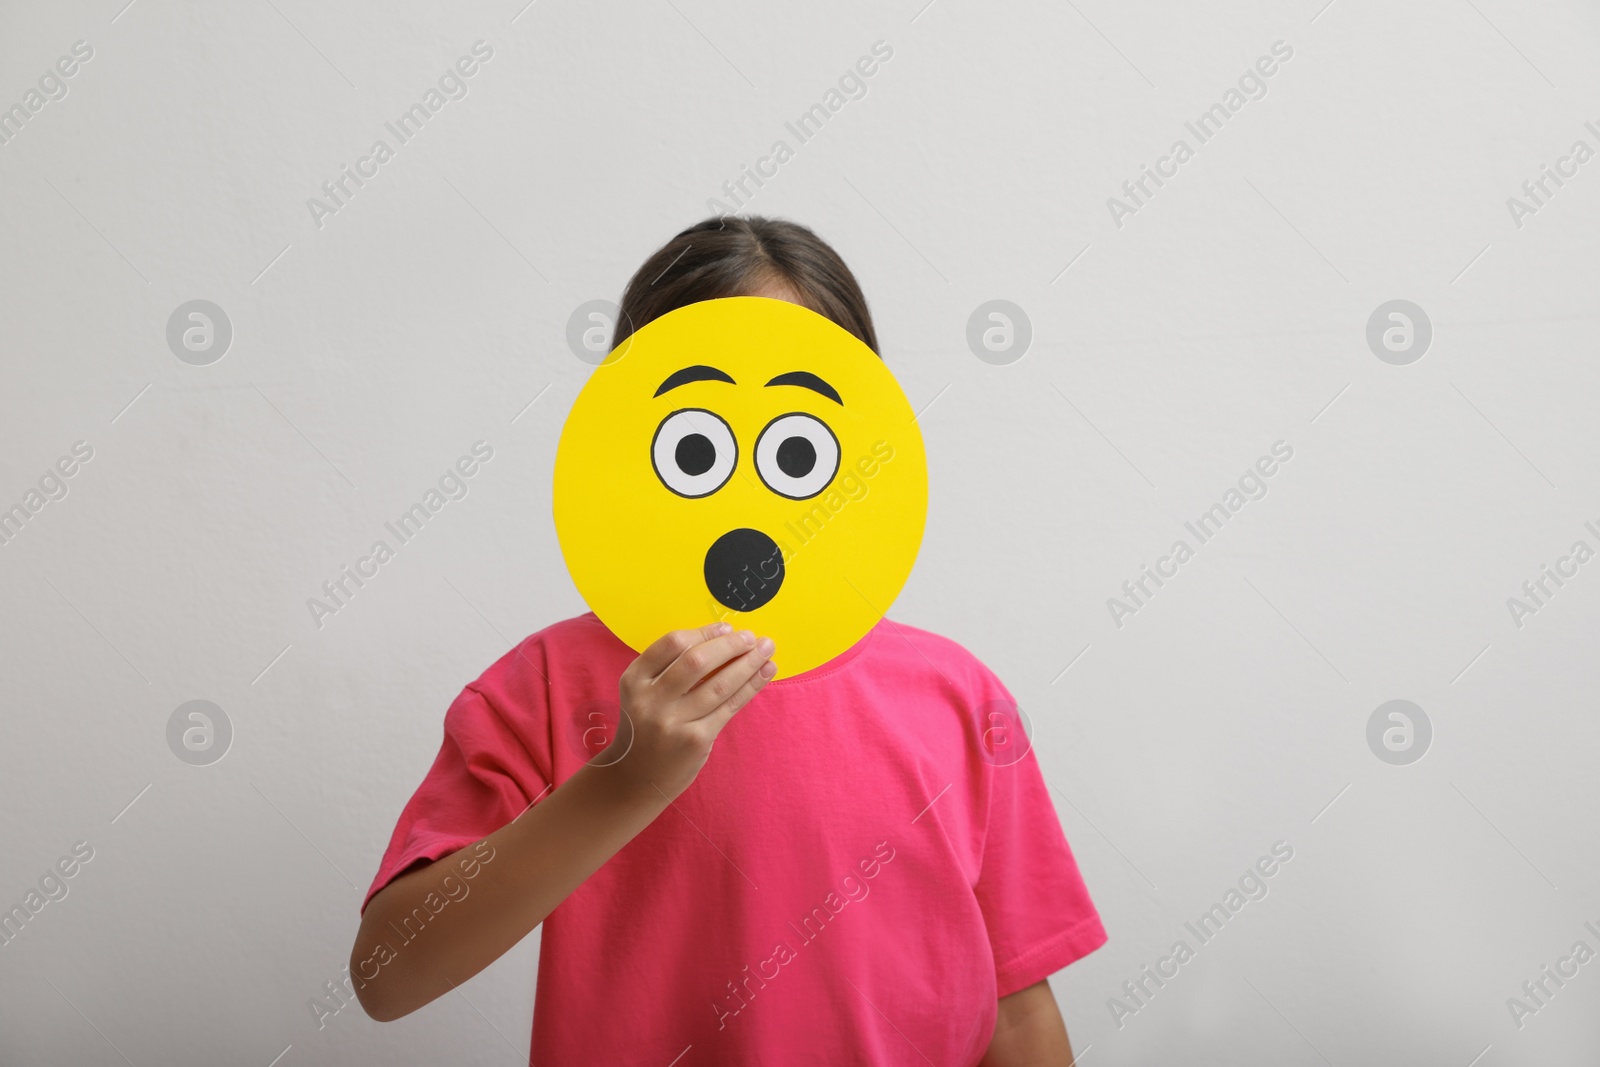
[351,216,1106,1065]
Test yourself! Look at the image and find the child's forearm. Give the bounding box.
[352,760,669,1021]
[354,623,775,1021]
[979,980,1076,1066]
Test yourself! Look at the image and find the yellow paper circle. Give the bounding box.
[553,296,927,679]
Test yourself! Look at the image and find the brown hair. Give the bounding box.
[614,215,879,356]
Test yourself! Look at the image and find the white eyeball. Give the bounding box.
[652,409,737,498]
[755,413,840,500]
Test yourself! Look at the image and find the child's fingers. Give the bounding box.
[632,623,731,680]
[685,637,774,718]
[654,630,759,699]
[693,651,776,732]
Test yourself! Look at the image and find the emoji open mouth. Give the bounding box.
[704,527,784,611]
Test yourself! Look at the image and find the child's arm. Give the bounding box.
[979,980,1077,1066]
[352,622,776,1022]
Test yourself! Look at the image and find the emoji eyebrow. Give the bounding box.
[764,371,842,405]
[654,365,736,397]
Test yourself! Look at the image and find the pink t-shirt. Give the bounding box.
[363,612,1106,1065]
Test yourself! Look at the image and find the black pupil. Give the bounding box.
[776,436,816,478]
[676,434,716,476]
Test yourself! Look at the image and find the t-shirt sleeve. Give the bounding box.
[970,676,1108,996]
[360,683,550,914]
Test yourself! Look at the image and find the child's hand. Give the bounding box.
[613,622,776,800]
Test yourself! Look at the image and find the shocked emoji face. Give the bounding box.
[553,296,927,679]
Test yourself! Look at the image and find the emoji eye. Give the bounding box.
[755,413,840,500]
[652,409,737,498]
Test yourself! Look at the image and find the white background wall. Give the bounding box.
[3,0,1598,1063]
